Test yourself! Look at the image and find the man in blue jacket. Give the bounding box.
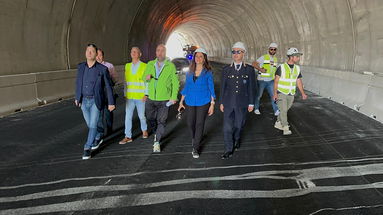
[219,42,256,159]
[75,44,115,160]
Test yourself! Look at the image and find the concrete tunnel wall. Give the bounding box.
[0,0,382,122]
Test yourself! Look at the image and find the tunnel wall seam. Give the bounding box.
[66,0,77,70]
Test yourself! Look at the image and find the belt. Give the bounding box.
[83,95,94,99]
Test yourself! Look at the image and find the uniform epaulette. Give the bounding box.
[223,64,231,69]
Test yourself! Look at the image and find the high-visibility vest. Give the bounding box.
[125,62,147,99]
[260,54,278,80]
[277,63,300,95]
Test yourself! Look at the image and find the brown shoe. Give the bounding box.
[119,137,132,144]
[142,130,148,139]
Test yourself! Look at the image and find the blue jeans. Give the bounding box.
[255,80,279,113]
[125,99,147,138]
[81,98,101,150]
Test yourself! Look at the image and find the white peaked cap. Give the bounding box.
[232,42,246,52]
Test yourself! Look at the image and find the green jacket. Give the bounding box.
[143,59,180,101]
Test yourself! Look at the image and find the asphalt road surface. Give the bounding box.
[1,63,383,215]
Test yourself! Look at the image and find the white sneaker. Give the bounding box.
[153,142,161,153]
[274,121,283,130]
[274,110,280,116]
[192,151,199,159]
[254,109,261,115]
[283,126,292,135]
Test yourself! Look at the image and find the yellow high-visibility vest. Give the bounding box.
[125,62,147,99]
[260,54,278,80]
[277,63,300,95]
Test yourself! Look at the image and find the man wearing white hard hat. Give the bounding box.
[219,42,256,159]
[178,48,216,159]
[252,42,280,116]
[272,47,308,135]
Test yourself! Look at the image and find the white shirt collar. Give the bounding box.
[233,62,243,70]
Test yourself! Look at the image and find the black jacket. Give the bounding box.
[75,62,115,110]
[219,63,256,109]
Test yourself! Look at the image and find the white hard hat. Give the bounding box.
[287,47,303,56]
[194,48,207,55]
[269,43,278,48]
[232,42,246,52]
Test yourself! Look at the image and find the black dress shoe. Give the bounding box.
[221,152,233,159]
[234,141,240,150]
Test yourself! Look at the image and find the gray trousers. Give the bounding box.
[145,99,169,143]
[276,93,294,127]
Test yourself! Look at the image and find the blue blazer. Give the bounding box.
[75,62,115,110]
[219,63,256,109]
[181,69,216,106]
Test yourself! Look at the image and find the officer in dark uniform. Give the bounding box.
[219,42,256,159]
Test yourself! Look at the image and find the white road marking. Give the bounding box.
[1,163,383,203]
[2,183,383,215]
[1,157,383,190]
[308,204,383,215]
[104,179,112,185]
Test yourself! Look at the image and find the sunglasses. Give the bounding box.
[231,50,244,54]
[269,48,277,51]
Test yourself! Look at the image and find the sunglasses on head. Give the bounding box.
[231,50,244,54]
[269,48,277,51]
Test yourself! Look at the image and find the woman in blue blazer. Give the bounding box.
[178,48,216,158]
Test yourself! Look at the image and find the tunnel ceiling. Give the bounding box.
[1,0,383,75]
[129,0,383,75]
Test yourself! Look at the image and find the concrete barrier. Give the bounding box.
[208,60,383,123]
[0,74,38,115]
[301,66,383,123]
[0,65,126,117]
[35,70,77,104]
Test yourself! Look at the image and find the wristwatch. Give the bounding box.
[210,101,215,105]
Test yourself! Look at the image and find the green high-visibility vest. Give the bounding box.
[260,54,278,80]
[277,63,300,95]
[125,62,147,99]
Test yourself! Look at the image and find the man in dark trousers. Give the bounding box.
[219,42,256,159]
[75,43,115,160]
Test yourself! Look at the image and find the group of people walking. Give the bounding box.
[75,41,307,160]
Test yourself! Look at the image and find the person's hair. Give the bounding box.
[189,52,212,74]
[157,44,166,50]
[98,48,105,57]
[131,46,142,54]
[87,43,98,52]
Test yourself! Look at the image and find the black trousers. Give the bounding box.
[185,103,210,152]
[97,93,117,137]
[223,106,247,153]
[145,99,169,142]
[96,105,114,138]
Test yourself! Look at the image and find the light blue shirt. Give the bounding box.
[131,61,141,75]
[154,60,165,78]
[234,62,243,71]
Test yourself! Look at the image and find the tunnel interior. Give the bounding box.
[0,0,382,121]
